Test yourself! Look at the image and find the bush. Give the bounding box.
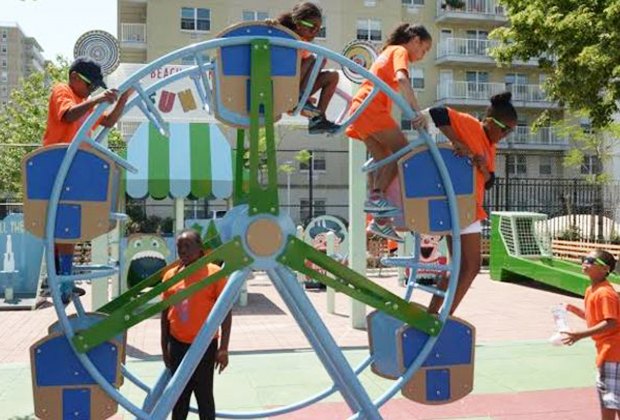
[557,224,582,241]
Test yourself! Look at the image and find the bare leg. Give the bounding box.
[428,233,481,315]
[313,70,339,114]
[299,56,315,93]
[600,406,617,420]
[362,128,408,193]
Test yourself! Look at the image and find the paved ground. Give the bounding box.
[0,268,601,419]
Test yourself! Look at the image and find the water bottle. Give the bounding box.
[549,304,570,346]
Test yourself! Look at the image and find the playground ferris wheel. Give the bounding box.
[24,22,477,419]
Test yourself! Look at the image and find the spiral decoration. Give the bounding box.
[73,30,121,75]
[341,40,378,84]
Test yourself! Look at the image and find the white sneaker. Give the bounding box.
[367,220,403,242]
[364,196,399,213]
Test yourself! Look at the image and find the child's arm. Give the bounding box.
[565,303,586,319]
[396,70,426,129]
[161,309,172,369]
[215,311,232,374]
[562,318,618,346]
[100,89,133,128]
[62,89,120,123]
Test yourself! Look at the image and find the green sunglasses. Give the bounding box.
[76,72,96,90]
[490,117,512,134]
[298,19,319,31]
[582,256,608,268]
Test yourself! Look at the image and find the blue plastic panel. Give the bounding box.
[221,25,297,77]
[428,199,451,232]
[402,148,474,198]
[26,148,110,202]
[368,311,404,378]
[426,369,451,402]
[34,335,119,386]
[401,318,473,368]
[63,388,90,419]
[55,204,81,240]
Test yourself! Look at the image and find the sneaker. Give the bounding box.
[308,115,340,135]
[301,101,322,118]
[364,196,399,213]
[367,220,403,243]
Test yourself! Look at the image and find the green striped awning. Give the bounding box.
[125,122,235,200]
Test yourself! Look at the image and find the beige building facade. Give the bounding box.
[0,22,45,109]
[117,0,583,223]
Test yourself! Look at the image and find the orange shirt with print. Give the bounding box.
[43,83,101,147]
[346,45,410,140]
[163,263,227,344]
[445,108,495,221]
[584,281,620,367]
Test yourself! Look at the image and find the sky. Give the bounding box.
[1,0,117,61]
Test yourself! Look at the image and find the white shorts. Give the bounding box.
[461,220,482,235]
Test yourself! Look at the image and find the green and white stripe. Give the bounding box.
[126,122,233,199]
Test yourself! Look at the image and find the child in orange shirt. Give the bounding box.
[272,2,340,134]
[425,92,517,315]
[346,23,431,242]
[563,249,620,419]
[161,230,231,420]
[43,57,132,304]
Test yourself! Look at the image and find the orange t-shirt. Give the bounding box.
[162,263,227,344]
[346,45,410,140]
[444,108,495,221]
[584,281,620,367]
[42,83,101,147]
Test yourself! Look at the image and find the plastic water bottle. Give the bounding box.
[549,304,570,346]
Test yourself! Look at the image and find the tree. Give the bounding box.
[491,0,620,127]
[0,57,125,199]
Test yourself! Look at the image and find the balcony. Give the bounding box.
[436,81,560,109]
[436,38,539,66]
[436,0,507,24]
[501,126,570,150]
[120,23,147,49]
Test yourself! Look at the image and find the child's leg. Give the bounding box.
[193,339,218,420]
[300,55,316,93]
[363,129,408,193]
[169,336,193,420]
[597,362,620,420]
[427,230,481,314]
[313,70,339,115]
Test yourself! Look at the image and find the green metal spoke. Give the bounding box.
[248,39,279,216]
[278,236,441,336]
[73,238,253,353]
[233,128,248,206]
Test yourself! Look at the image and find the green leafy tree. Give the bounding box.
[0,57,125,199]
[491,0,620,127]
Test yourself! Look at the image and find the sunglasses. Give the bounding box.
[76,72,97,91]
[490,117,513,134]
[581,256,608,268]
[298,19,320,32]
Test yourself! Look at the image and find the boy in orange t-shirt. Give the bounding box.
[43,57,132,304]
[563,249,620,419]
[161,230,231,420]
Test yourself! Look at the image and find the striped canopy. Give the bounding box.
[125,122,234,200]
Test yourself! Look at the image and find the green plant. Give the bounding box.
[557,224,582,241]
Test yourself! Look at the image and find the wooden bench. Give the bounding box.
[552,239,620,263]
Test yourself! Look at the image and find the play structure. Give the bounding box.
[25,21,478,419]
[490,211,620,295]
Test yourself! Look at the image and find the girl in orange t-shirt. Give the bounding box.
[426,92,517,315]
[345,23,432,242]
[272,2,340,134]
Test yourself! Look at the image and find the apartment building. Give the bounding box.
[0,22,45,109]
[117,0,583,223]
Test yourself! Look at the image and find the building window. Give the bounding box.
[410,67,424,89]
[181,7,210,32]
[506,155,527,176]
[0,45,6,54]
[300,150,326,172]
[402,0,425,5]
[581,155,602,175]
[242,10,269,21]
[539,156,552,176]
[300,199,327,221]
[1,59,6,68]
[357,19,381,42]
[1,30,6,42]
[0,85,7,97]
[364,0,377,6]
[0,71,6,82]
